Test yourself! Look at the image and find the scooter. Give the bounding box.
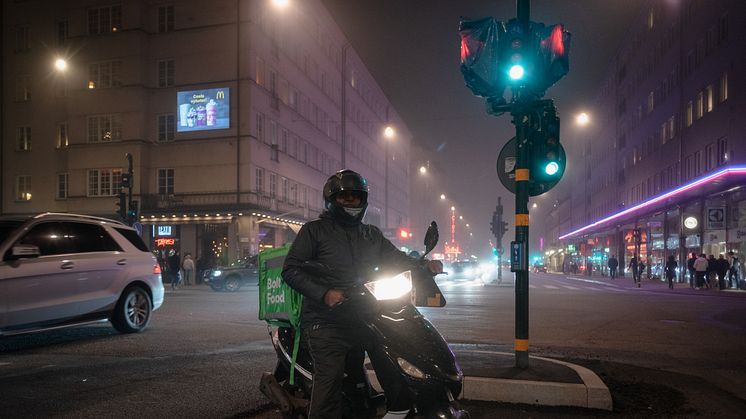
[260,222,469,418]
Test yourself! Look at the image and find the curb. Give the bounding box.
[367,351,612,411]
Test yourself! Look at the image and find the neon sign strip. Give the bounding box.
[559,166,746,240]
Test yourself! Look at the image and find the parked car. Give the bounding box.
[203,256,258,292]
[0,213,164,337]
[533,263,548,273]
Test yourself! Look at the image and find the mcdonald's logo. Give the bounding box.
[216,90,225,100]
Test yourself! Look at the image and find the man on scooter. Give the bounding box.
[282,169,443,419]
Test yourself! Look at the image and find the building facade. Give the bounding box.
[545,0,746,284]
[2,0,412,267]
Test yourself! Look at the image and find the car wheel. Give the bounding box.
[111,285,152,333]
[224,275,242,292]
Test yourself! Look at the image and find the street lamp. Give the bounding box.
[575,112,590,126]
[440,194,446,200]
[384,125,396,229]
[419,166,427,175]
[271,0,290,8]
[54,58,67,71]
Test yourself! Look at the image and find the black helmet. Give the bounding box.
[323,169,369,224]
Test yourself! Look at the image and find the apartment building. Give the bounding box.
[545,0,746,281]
[2,0,412,265]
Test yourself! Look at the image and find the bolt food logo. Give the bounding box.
[265,276,286,305]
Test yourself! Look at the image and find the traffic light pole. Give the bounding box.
[513,104,531,369]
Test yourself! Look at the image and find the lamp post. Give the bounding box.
[384,125,395,229]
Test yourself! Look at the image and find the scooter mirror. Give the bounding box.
[422,221,439,258]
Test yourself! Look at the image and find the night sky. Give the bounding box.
[322,0,644,257]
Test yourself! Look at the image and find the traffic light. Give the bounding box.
[535,24,571,93]
[115,192,126,221]
[127,200,139,225]
[501,19,532,85]
[121,173,132,188]
[529,109,566,194]
[459,17,504,98]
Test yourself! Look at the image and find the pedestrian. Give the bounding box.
[693,253,708,289]
[629,256,640,287]
[182,253,195,286]
[687,252,697,288]
[168,249,182,290]
[665,255,677,289]
[715,254,729,290]
[608,255,619,279]
[638,259,647,281]
[281,169,443,418]
[727,251,741,289]
[706,255,717,289]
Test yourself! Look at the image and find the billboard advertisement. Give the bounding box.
[176,87,230,132]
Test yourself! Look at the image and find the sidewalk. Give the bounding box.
[557,271,746,295]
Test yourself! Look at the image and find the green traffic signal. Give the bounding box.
[509,64,525,80]
[545,161,559,176]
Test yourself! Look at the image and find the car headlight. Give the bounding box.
[397,357,426,379]
[364,271,412,300]
[212,270,222,277]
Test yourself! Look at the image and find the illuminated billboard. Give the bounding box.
[176,87,230,132]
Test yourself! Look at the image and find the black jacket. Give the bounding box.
[282,212,418,328]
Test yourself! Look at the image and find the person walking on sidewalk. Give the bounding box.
[693,253,709,289]
[182,253,195,286]
[706,255,717,289]
[665,255,677,289]
[687,252,697,288]
[715,254,729,290]
[608,256,619,279]
[168,249,182,290]
[727,251,741,289]
[629,256,641,287]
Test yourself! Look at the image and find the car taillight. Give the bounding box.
[153,264,161,274]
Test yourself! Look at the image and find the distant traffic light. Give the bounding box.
[530,110,565,193]
[127,200,139,225]
[115,192,126,221]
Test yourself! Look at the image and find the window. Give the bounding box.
[57,20,69,46]
[57,123,69,149]
[282,177,288,202]
[269,173,277,198]
[88,60,122,89]
[157,59,174,87]
[647,8,654,30]
[667,116,675,140]
[705,143,714,171]
[158,168,174,195]
[114,228,149,251]
[15,26,30,51]
[717,137,728,165]
[705,85,714,112]
[255,112,264,142]
[158,5,174,33]
[87,114,121,142]
[719,73,728,102]
[16,75,30,101]
[256,57,265,87]
[157,114,175,142]
[647,91,654,113]
[87,168,123,196]
[694,151,702,175]
[18,223,73,256]
[17,126,31,151]
[686,101,693,127]
[719,13,729,42]
[57,173,68,199]
[281,129,288,153]
[16,175,32,201]
[88,5,122,34]
[695,91,704,120]
[255,168,264,195]
[291,182,298,205]
[269,120,277,146]
[67,222,121,253]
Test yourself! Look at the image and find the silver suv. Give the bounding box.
[0,213,164,336]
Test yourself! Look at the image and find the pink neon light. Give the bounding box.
[559,167,746,240]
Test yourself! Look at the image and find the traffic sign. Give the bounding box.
[496,137,551,196]
[133,222,143,236]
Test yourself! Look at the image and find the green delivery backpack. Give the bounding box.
[257,244,304,383]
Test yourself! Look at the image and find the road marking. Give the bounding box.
[529,284,537,289]
[562,285,579,290]
[544,285,559,289]
[586,287,601,291]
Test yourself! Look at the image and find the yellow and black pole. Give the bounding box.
[513,109,531,369]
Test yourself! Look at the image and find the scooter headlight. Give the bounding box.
[364,270,412,300]
[397,357,425,379]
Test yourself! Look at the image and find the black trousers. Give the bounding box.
[304,324,409,418]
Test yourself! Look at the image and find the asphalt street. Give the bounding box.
[1,271,745,418]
